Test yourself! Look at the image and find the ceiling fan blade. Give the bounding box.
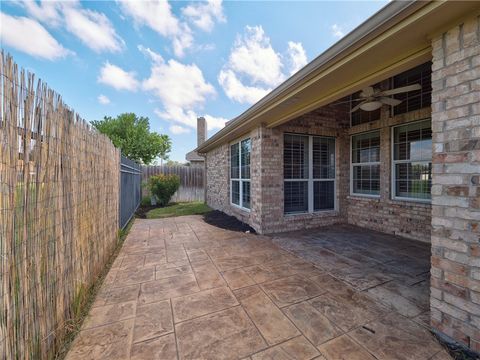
[350,100,366,113]
[380,97,402,106]
[360,86,374,97]
[380,84,422,96]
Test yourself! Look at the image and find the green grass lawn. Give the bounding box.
[146,202,212,219]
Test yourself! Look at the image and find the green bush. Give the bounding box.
[148,174,180,207]
[141,196,151,206]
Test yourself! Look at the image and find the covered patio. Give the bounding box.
[66,216,448,360]
[195,3,479,352]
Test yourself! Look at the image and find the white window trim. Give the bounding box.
[350,130,381,198]
[391,119,432,204]
[284,133,336,215]
[230,137,251,212]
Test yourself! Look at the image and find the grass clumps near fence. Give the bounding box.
[146,202,211,219]
[54,219,134,359]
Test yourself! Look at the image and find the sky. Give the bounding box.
[0,0,388,162]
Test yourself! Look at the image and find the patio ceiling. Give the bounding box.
[198,0,479,153]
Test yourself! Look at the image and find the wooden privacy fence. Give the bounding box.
[0,53,120,359]
[142,165,205,202]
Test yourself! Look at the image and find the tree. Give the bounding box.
[92,113,171,165]
[165,160,189,166]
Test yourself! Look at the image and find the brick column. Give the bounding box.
[430,15,480,352]
[256,124,283,233]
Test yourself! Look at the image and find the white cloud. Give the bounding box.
[331,24,345,38]
[155,108,227,131]
[218,25,308,105]
[218,69,270,104]
[61,3,124,53]
[141,46,226,130]
[204,114,229,130]
[138,45,164,64]
[19,1,124,53]
[182,0,226,32]
[169,125,191,134]
[98,94,111,105]
[18,0,62,27]
[118,0,193,57]
[98,62,139,91]
[0,12,72,60]
[142,47,215,114]
[143,57,215,110]
[229,26,284,87]
[286,41,307,75]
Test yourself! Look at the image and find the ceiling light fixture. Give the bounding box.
[359,101,382,111]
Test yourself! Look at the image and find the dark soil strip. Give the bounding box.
[203,210,256,233]
[135,205,156,219]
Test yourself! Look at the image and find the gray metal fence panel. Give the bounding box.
[120,155,141,229]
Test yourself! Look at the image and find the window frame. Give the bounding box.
[284,133,336,215]
[391,62,432,116]
[391,119,432,203]
[350,130,381,198]
[230,136,251,211]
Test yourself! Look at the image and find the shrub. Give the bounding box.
[141,196,151,206]
[148,174,180,207]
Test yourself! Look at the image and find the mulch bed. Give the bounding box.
[135,205,156,219]
[203,210,256,233]
[136,205,256,234]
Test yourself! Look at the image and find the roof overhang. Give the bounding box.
[198,0,480,153]
[186,150,205,162]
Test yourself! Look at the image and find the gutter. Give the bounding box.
[197,0,426,154]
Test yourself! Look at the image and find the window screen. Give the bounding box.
[351,131,380,196]
[392,62,432,116]
[284,134,335,214]
[313,137,335,179]
[284,134,308,179]
[314,181,335,211]
[284,181,308,213]
[230,138,251,209]
[393,120,432,200]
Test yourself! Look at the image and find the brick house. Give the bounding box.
[196,1,480,353]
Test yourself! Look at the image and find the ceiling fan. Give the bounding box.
[349,84,422,112]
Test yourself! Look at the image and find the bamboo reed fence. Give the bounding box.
[142,165,205,202]
[0,52,120,359]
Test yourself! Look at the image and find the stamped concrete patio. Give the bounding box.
[66,215,451,360]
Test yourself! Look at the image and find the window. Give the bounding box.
[351,107,381,127]
[392,62,432,116]
[284,134,335,214]
[351,131,380,196]
[392,120,432,201]
[350,88,381,126]
[230,138,251,209]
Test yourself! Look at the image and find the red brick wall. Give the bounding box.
[205,127,263,231]
[206,102,433,240]
[256,105,350,234]
[430,15,480,352]
[346,107,432,242]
